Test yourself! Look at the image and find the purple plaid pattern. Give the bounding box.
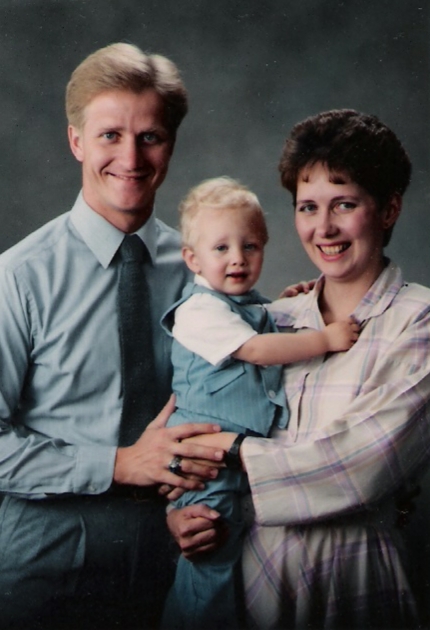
[241,262,430,628]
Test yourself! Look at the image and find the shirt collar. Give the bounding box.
[70,191,158,269]
[193,274,212,289]
[293,259,404,329]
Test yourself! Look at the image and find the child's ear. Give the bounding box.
[182,246,201,274]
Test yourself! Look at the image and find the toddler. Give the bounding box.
[161,177,358,629]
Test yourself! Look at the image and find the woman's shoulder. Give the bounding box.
[395,281,430,318]
[267,292,312,327]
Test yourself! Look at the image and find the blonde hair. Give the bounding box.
[66,42,188,133]
[179,176,268,247]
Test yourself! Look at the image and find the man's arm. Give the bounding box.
[0,265,117,499]
[0,266,224,498]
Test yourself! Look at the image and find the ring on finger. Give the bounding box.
[168,455,183,476]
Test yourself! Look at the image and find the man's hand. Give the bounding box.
[158,432,241,500]
[113,396,224,490]
[279,279,316,298]
[167,504,227,560]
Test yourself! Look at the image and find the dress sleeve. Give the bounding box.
[172,293,257,366]
[0,266,115,499]
[242,304,430,526]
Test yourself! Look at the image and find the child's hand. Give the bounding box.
[324,318,360,352]
[279,279,316,298]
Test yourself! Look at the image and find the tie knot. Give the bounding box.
[119,234,147,263]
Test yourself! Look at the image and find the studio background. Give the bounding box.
[1,0,429,296]
[1,0,430,617]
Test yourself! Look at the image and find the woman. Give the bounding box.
[167,109,430,629]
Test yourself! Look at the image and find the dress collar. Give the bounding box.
[273,260,404,329]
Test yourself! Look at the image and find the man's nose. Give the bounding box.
[120,138,141,170]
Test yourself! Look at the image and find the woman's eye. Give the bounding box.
[297,204,316,213]
[336,202,356,212]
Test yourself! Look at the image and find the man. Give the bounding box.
[0,43,223,629]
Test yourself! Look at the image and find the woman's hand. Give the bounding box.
[279,279,316,298]
[167,505,228,560]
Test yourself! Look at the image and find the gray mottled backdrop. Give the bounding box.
[1,0,429,297]
[1,0,430,613]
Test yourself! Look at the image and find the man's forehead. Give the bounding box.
[82,88,168,128]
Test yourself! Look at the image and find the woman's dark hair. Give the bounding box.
[279,109,411,209]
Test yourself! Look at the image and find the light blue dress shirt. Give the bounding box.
[0,193,189,499]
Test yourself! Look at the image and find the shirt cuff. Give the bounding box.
[74,444,117,494]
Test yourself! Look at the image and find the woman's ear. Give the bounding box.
[182,246,201,274]
[381,193,402,229]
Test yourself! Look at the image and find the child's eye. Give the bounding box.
[215,245,228,252]
[244,243,258,251]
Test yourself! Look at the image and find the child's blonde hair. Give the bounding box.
[179,176,269,247]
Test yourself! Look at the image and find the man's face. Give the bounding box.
[68,89,175,232]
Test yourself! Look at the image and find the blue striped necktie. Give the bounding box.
[117,234,156,446]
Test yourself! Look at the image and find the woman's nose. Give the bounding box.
[315,209,339,237]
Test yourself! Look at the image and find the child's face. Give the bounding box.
[182,206,265,295]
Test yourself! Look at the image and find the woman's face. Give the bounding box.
[294,162,397,288]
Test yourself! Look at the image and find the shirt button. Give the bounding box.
[268,390,276,399]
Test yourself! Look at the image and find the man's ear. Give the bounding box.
[382,193,402,229]
[182,246,201,274]
[68,125,84,162]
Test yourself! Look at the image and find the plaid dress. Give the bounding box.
[241,261,430,629]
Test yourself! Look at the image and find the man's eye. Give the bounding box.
[142,132,159,144]
[102,132,117,141]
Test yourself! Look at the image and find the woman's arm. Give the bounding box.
[243,305,430,527]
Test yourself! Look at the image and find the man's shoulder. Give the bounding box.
[0,212,71,273]
[154,217,181,246]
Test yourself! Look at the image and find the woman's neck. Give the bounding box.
[319,264,385,324]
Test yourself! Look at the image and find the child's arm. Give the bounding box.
[233,319,360,366]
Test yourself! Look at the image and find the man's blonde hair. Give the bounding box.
[66,42,188,133]
[179,176,268,247]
